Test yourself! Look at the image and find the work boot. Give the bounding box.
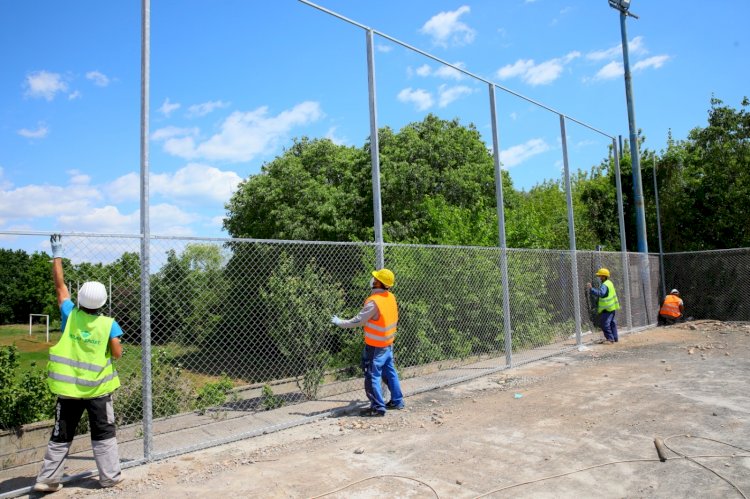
[359,408,385,417]
[33,482,63,493]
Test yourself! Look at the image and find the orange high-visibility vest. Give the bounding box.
[660,294,683,317]
[363,291,398,347]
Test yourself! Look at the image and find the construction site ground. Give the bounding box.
[17,321,750,498]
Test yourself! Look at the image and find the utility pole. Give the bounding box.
[609,0,648,254]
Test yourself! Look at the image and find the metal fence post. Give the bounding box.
[653,156,666,299]
[559,115,582,346]
[612,139,633,331]
[489,84,513,367]
[140,0,153,461]
[366,29,384,269]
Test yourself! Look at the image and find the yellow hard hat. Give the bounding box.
[595,268,610,278]
[372,268,395,288]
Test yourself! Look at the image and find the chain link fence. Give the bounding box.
[1,232,673,486]
[663,248,750,321]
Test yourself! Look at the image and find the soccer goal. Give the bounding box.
[29,314,50,343]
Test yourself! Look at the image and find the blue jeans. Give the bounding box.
[600,310,618,342]
[361,345,403,413]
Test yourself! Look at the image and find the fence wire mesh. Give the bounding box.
[663,248,750,321]
[2,232,701,485]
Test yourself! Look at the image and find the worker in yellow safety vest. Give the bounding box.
[34,235,125,493]
[586,268,621,344]
[658,289,685,325]
[332,268,404,417]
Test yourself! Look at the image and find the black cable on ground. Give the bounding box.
[309,474,440,499]
[309,435,750,499]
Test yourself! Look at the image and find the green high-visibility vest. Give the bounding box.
[47,308,120,398]
[597,279,621,313]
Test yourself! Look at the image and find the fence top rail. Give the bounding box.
[297,0,615,140]
[665,247,750,256]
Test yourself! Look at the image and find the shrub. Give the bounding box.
[0,346,55,430]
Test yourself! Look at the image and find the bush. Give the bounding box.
[195,375,234,414]
[115,348,194,425]
[0,346,55,430]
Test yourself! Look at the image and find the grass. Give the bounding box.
[0,324,62,376]
[1,324,237,387]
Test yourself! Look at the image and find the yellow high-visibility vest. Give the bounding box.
[597,280,621,313]
[47,309,120,398]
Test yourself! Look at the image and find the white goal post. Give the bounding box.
[29,314,50,343]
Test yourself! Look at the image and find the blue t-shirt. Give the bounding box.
[61,299,123,340]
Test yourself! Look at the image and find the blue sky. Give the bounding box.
[1,0,748,250]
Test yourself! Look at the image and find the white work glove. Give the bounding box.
[331,315,343,326]
[50,234,64,259]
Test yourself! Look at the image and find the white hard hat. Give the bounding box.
[670,289,680,295]
[78,281,108,310]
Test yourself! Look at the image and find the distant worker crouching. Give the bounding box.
[332,268,404,417]
[586,268,621,344]
[658,289,685,325]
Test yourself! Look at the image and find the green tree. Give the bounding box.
[657,97,750,250]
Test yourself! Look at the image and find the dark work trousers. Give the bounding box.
[600,310,619,342]
[37,394,122,486]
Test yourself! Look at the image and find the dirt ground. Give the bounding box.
[23,321,750,498]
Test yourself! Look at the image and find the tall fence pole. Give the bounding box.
[612,139,633,331]
[559,115,582,346]
[140,0,153,461]
[366,29,384,269]
[489,84,513,367]
[653,156,666,299]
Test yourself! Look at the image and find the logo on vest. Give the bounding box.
[70,330,101,345]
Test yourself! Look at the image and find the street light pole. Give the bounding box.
[610,0,648,254]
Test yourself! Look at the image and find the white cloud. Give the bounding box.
[24,71,68,101]
[58,205,137,233]
[435,64,466,80]
[497,59,535,80]
[151,126,200,141]
[68,90,82,100]
[67,169,91,185]
[397,88,434,111]
[325,127,346,145]
[499,138,550,168]
[86,70,111,87]
[0,167,10,190]
[633,55,670,71]
[105,172,139,203]
[18,123,49,139]
[106,164,241,204]
[587,36,646,61]
[509,112,518,121]
[593,61,623,80]
[153,101,323,163]
[158,98,181,117]
[414,63,466,80]
[438,85,473,108]
[56,203,198,236]
[496,52,580,86]
[592,54,669,81]
[420,5,476,47]
[376,44,393,53]
[150,204,199,235]
[416,64,432,77]
[152,164,241,203]
[0,174,102,222]
[187,100,230,118]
